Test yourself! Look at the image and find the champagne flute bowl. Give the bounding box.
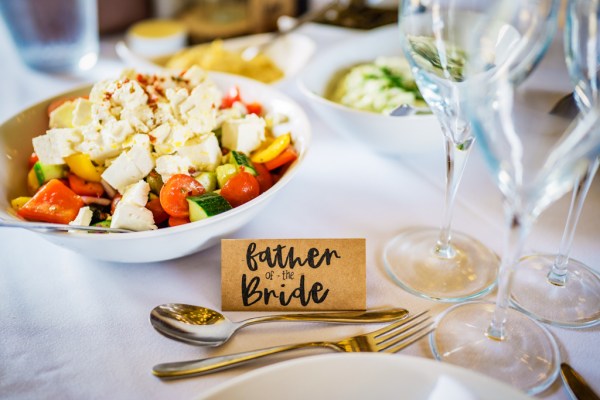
[510,0,600,328]
[383,0,511,302]
[431,1,600,394]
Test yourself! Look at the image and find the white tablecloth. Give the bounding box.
[0,21,598,400]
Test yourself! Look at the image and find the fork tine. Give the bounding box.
[373,311,433,353]
[381,326,434,354]
[376,311,431,343]
[369,309,430,338]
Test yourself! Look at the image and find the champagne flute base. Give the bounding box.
[383,227,499,302]
[430,301,560,395]
[510,254,600,328]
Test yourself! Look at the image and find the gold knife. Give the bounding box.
[560,363,600,400]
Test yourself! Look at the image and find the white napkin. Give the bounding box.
[427,375,479,400]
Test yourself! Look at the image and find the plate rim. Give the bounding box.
[197,352,533,400]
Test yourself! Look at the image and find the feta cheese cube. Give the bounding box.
[110,203,157,231]
[127,143,155,177]
[76,126,122,163]
[69,206,93,227]
[221,114,266,154]
[100,119,134,144]
[33,128,82,165]
[72,98,93,127]
[176,133,222,172]
[149,124,171,145]
[155,155,192,182]
[101,152,145,193]
[182,66,208,86]
[121,180,150,207]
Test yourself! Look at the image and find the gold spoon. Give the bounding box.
[150,303,409,346]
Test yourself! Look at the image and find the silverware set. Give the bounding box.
[150,305,432,379]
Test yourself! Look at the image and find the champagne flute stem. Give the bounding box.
[547,157,600,285]
[435,129,473,258]
[487,209,531,340]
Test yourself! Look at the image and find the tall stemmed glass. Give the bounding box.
[383,0,503,302]
[431,2,600,395]
[510,0,600,328]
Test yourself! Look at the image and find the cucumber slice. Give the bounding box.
[230,150,257,176]
[195,171,217,192]
[33,161,66,185]
[93,220,111,228]
[187,193,232,222]
[216,163,237,188]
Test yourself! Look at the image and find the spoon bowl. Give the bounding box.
[150,304,410,346]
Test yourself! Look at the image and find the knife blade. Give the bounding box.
[560,362,600,400]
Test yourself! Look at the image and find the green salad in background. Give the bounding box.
[326,56,428,115]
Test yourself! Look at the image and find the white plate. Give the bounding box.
[116,32,316,84]
[198,353,533,400]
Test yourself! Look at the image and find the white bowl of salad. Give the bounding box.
[297,24,440,155]
[0,68,310,263]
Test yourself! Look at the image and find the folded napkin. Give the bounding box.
[427,375,479,400]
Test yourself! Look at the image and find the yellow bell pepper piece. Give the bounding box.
[251,132,291,163]
[65,153,102,182]
[27,168,40,194]
[11,196,32,211]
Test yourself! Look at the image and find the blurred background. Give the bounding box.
[97,0,397,41]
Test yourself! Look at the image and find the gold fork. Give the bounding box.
[153,310,433,379]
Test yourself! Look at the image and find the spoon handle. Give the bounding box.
[242,308,409,327]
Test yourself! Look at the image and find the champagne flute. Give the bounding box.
[430,2,600,394]
[383,0,503,302]
[510,0,600,328]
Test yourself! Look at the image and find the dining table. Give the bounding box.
[0,18,598,400]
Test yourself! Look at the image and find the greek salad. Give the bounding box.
[11,66,298,232]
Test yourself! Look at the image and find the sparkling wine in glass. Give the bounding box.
[510,0,600,328]
[430,1,600,394]
[383,0,503,302]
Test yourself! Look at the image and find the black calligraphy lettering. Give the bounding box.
[244,243,343,270]
[241,274,262,306]
[245,242,258,271]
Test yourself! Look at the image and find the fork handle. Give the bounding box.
[152,341,338,379]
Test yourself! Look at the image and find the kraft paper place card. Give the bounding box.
[221,238,366,311]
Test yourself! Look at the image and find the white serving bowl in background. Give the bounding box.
[0,72,311,263]
[116,32,316,85]
[297,24,441,155]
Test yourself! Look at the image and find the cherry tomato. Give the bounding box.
[168,216,190,227]
[245,102,262,115]
[159,174,205,218]
[146,197,169,225]
[220,86,242,109]
[220,171,260,208]
[253,162,273,193]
